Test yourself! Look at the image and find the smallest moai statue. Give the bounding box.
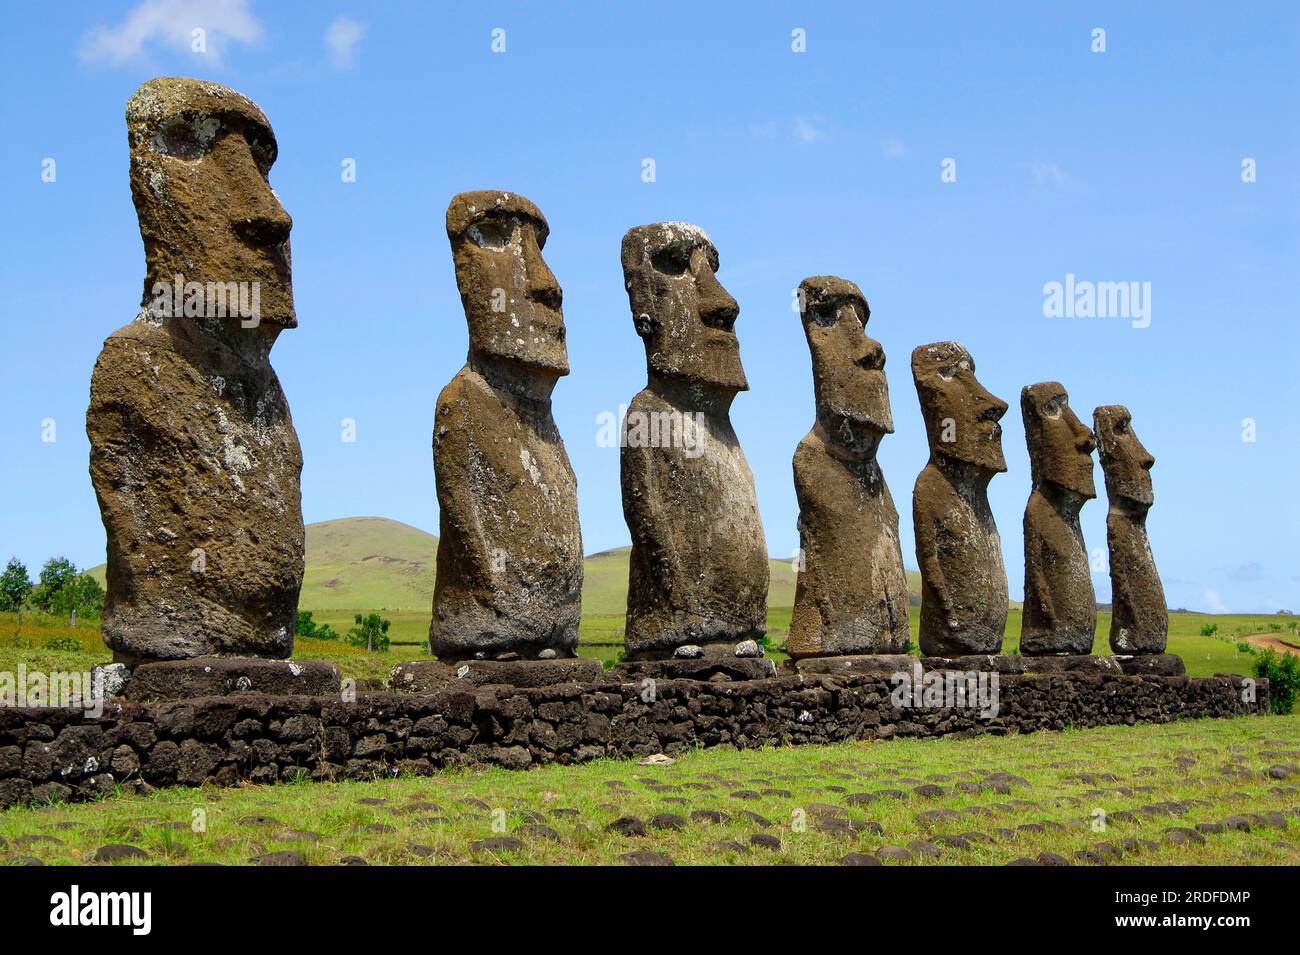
[1019,382,1098,655]
[1095,405,1167,653]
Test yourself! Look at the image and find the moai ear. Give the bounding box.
[633,311,659,339]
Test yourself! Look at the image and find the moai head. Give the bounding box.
[1021,382,1096,498]
[446,190,568,380]
[1094,405,1155,506]
[911,341,1007,473]
[621,222,746,392]
[799,275,893,457]
[126,77,294,333]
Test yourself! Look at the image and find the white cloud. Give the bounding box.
[882,139,906,158]
[1031,161,1068,185]
[793,117,824,144]
[79,0,263,66]
[324,15,364,69]
[1201,589,1227,613]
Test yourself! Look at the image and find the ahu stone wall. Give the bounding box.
[0,672,1267,808]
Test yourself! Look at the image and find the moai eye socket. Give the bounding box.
[650,244,692,276]
[467,215,515,250]
[155,116,220,160]
[939,364,958,382]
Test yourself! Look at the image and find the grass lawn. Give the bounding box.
[1,714,1296,866]
[2,609,1284,684]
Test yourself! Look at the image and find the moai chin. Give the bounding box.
[787,277,909,658]
[1019,382,1098,655]
[87,77,304,663]
[619,222,768,659]
[911,342,1009,656]
[1095,405,1167,653]
[429,190,583,661]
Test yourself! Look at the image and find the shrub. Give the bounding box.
[295,610,339,640]
[1199,623,1219,637]
[1253,649,1300,716]
[347,613,390,652]
[43,636,83,652]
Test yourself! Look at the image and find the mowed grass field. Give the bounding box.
[1,714,1296,866]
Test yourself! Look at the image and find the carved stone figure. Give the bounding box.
[618,222,769,662]
[1095,405,1168,653]
[428,191,584,662]
[911,342,1009,656]
[1019,382,1097,655]
[88,77,305,665]
[787,276,909,659]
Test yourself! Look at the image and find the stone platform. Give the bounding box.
[918,653,1186,676]
[390,658,605,691]
[0,668,1267,808]
[105,657,341,703]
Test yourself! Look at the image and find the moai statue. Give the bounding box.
[613,222,771,679]
[911,342,1009,657]
[87,78,334,697]
[1095,405,1168,654]
[412,190,599,688]
[1020,382,1098,655]
[787,277,909,664]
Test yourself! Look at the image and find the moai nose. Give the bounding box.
[694,250,738,331]
[522,228,562,311]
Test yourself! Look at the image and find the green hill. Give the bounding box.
[87,516,926,613]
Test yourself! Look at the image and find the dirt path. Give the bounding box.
[1243,631,1300,656]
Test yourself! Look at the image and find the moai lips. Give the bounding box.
[788,277,909,658]
[911,342,1009,656]
[429,191,583,661]
[1095,405,1167,653]
[619,223,768,658]
[1020,382,1098,655]
[87,77,304,663]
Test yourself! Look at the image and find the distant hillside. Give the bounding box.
[87,516,928,613]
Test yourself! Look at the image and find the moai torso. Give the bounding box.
[1095,405,1167,653]
[788,277,908,657]
[1019,382,1097,655]
[911,342,1009,656]
[619,223,768,658]
[429,191,583,661]
[622,382,768,653]
[88,77,304,663]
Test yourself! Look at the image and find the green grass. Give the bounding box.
[0,608,1281,685]
[2,714,1296,865]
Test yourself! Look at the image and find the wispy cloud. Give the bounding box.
[1031,160,1068,185]
[324,15,364,69]
[1201,589,1227,613]
[881,139,906,158]
[793,116,824,144]
[79,0,262,66]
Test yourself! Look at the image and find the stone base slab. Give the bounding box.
[918,655,1027,673]
[389,657,606,692]
[917,654,1186,676]
[785,654,917,676]
[119,657,341,702]
[608,656,777,682]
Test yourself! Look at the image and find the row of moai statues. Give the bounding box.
[87,79,1170,699]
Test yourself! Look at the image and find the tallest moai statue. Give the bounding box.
[88,78,308,670]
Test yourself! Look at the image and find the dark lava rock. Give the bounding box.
[94,844,149,862]
[251,851,307,866]
[606,816,647,837]
[470,837,524,852]
[649,813,686,832]
[621,850,674,866]
[839,852,881,866]
[749,833,781,850]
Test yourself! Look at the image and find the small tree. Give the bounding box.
[1253,649,1300,716]
[30,557,79,613]
[0,558,33,616]
[295,610,339,640]
[347,613,390,652]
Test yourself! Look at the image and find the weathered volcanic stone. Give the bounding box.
[87,77,303,663]
[390,657,605,692]
[788,654,915,677]
[911,343,1009,656]
[619,223,768,658]
[1019,382,1098,655]
[429,191,583,661]
[787,277,909,658]
[123,657,340,701]
[1095,405,1168,653]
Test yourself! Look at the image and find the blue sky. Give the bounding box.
[1,1,1297,613]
